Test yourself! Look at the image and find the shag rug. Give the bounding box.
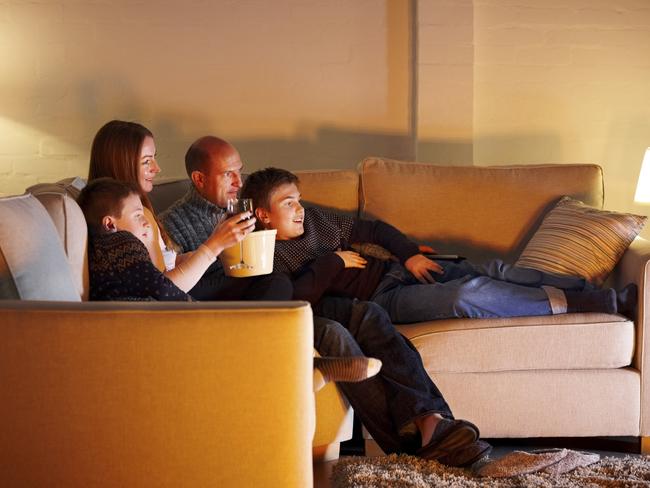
[331,453,650,487]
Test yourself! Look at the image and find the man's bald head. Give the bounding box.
[185,136,234,176]
[185,136,244,207]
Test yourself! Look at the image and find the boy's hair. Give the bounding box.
[240,167,300,210]
[77,177,141,235]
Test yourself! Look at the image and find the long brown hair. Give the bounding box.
[88,120,171,246]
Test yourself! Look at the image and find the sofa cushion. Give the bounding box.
[397,312,633,373]
[149,178,192,214]
[515,196,646,286]
[0,194,80,301]
[295,170,359,215]
[359,158,604,262]
[27,178,89,300]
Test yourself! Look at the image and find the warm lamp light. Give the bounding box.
[634,148,650,203]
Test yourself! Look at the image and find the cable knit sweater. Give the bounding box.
[88,231,191,302]
[160,186,226,254]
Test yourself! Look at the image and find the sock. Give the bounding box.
[565,289,616,314]
[617,283,638,317]
[313,356,382,385]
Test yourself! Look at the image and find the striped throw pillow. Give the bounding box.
[516,197,646,285]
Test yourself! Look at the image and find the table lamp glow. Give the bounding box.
[634,148,650,203]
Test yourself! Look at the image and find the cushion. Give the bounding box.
[516,196,647,285]
[295,170,359,215]
[358,158,604,263]
[28,178,89,300]
[0,194,80,301]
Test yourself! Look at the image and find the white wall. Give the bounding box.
[0,0,411,195]
[473,0,650,221]
[2,0,650,233]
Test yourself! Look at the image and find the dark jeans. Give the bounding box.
[188,265,293,301]
[372,259,590,323]
[313,297,453,455]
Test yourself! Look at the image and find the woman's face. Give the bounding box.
[137,136,160,193]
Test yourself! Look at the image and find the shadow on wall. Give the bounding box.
[230,125,415,172]
[472,132,565,165]
[417,139,473,166]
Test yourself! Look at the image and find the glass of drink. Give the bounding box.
[226,198,254,270]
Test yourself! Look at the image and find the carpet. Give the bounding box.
[331,453,650,487]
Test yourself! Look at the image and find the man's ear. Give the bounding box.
[102,215,117,233]
[190,170,204,190]
[255,207,271,226]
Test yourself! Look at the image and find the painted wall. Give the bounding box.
[0,0,411,195]
[2,0,650,231]
[473,0,650,221]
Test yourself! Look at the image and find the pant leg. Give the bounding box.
[373,274,554,323]
[435,259,589,290]
[315,297,454,454]
[313,315,405,454]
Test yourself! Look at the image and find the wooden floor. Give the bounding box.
[313,437,642,488]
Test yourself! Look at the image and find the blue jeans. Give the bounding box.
[313,297,453,454]
[371,259,589,323]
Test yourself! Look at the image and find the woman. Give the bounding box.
[88,120,256,293]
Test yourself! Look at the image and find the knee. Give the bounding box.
[313,316,361,356]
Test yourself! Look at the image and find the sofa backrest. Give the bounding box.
[148,161,605,264]
[295,169,359,215]
[27,179,89,300]
[359,158,604,262]
[0,193,81,301]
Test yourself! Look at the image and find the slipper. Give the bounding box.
[438,439,493,468]
[416,418,479,461]
[477,449,569,478]
[533,449,600,475]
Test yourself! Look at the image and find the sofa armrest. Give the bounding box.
[612,237,650,435]
[0,300,314,488]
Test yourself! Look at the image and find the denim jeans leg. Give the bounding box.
[429,259,588,291]
[315,297,454,453]
[313,315,405,454]
[373,275,553,323]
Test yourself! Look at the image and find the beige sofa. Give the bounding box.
[294,158,650,456]
[1,158,649,486]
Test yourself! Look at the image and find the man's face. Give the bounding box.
[196,145,243,208]
[261,182,304,240]
[109,193,152,245]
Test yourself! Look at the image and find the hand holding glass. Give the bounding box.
[226,198,254,270]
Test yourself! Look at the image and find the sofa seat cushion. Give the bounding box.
[397,313,633,373]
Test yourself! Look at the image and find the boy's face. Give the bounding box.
[104,193,152,245]
[260,182,304,240]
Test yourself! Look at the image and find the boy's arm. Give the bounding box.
[290,253,345,304]
[349,218,420,265]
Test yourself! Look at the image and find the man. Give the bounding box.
[160,136,291,300]
[161,137,490,465]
